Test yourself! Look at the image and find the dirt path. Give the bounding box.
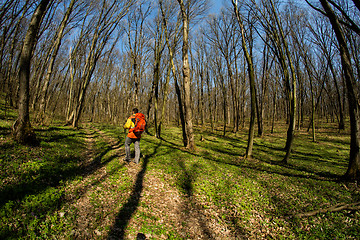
[55,125,235,239]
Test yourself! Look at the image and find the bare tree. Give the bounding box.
[126,1,151,108]
[146,6,166,137]
[309,17,345,130]
[254,0,298,164]
[177,0,196,150]
[1,1,35,110]
[12,0,51,144]
[160,0,188,146]
[232,0,257,158]
[315,0,360,180]
[67,0,132,128]
[37,0,77,123]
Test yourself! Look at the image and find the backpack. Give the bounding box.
[130,113,146,137]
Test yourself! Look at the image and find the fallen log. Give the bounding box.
[295,202,360,218]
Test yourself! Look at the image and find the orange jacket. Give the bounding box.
[124,113,147,139]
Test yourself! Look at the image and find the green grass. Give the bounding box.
[0,101,359,239]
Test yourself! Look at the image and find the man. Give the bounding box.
[123,108,146,164]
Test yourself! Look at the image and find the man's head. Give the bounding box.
[132,108,139,114]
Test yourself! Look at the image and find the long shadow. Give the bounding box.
[0,126,11,135]
[173,140,342,183]
[0,127,128,239]
[202,129,246,143]
[177,159,195,197]
[163,126,342,182]
[107,142,161,239]
[160,132,342,182]
[170,143,249,238]
[176,159,219,239]
[157,136,182,148]
[67,154,126,204]
[0,129,118,207]
[197,134,344,182]
[252,145,344,180]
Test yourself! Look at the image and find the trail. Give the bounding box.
[56,125,234,239]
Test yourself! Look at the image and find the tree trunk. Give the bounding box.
[215,60,227,137]
[13,0,50,144]
[160,0,187,146]
[267,0,297,164]
[38,0,76,123]
[178,0,195,151]
[146,38,163,136]
[328,57,345,130]
[158,63,172,139]
[310,76,316,142]
[205,69,214,132]
[233,0,256,158]
[319,0,360,180]
[271,90,277,134]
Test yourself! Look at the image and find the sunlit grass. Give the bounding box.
[0,104,359,239]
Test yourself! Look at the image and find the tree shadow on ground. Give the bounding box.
[187,139,342,183]
[152,139,249,238]
[176,158,246,239]
[107,142,161,240]
[202,129,247,143]
[196,131,344,182]
[144,131,348,237]
[0,126,127,239]
[0,126,12,135]
[0,128,117,207]
[252,144,344,181]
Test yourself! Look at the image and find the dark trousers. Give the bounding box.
[124,137,140,163]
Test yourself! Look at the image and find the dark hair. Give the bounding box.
[132,108,139,113]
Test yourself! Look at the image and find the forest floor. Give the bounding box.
[1,106,360,239]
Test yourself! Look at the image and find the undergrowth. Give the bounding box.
[0,100,359,239]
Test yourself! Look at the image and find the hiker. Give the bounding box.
[123,108,146,164]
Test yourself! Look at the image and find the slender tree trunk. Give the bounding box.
[302,52,317,141]
[310,76,316,142]
[72,49,102,128]
[178,0,195,151]
[215,60,227,136]
[38,0,76,123]
[66,47,75,124]
[158,63,172,138]
[5,2,28,109]
[147,40,163,136]
[328,57,345,130]
[267,0,297,164]
[271,90,277,134]
[221,74,227,137]
[154,67,160,138]
[255,93,262,137]
[233,0,256,158]
[72,34,99,127]
[200,70,205,128]
[256,43,269,137]
[160,0,187,146]
[13,0,50,144]
[205,69,214,132]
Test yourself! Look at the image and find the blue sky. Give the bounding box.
[209,0,225,15]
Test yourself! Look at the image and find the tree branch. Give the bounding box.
[295,202,360,218]
[305,0,328,17]
[327,0,360,36]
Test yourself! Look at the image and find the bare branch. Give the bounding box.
[295,202,360,218]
